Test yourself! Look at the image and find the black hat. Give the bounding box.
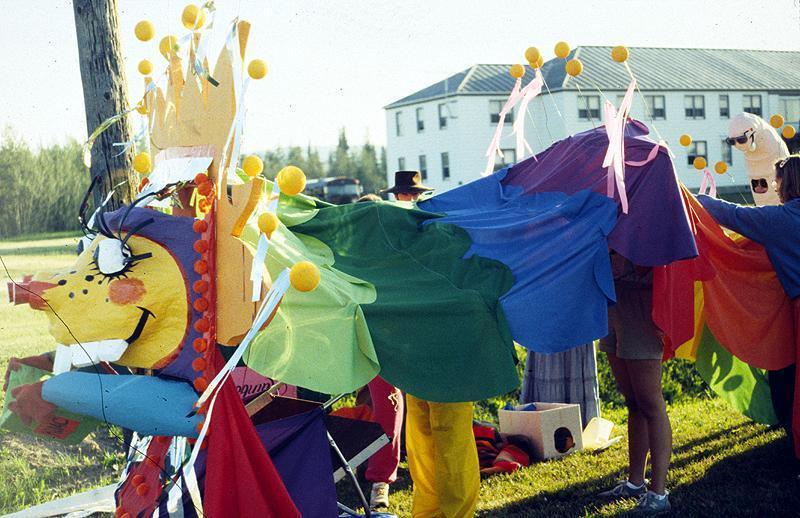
[381,171,434,194]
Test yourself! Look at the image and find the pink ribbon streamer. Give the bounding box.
[512,69,544,162]
[483,77,523,176]
[699,168,717,198]
[602,78,637,214]
[624,142,662,167]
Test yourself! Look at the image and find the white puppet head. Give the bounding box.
[728,113,789,205]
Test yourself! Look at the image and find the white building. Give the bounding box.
[384,46,800,196]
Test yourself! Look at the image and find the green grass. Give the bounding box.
[1,238,799,516]
[0,239,124,515]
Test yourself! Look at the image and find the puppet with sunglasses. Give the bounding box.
[727,112,790,206]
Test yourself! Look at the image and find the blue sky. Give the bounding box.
[1,0,798,151]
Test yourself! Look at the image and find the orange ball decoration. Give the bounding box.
[193,298,209,312]
[192,357,207,371]
[194,172,209,185]
[193,279,209,293]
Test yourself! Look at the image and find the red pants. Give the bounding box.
[365,376,404,484]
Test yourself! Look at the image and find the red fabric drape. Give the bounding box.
[203,378,300,517]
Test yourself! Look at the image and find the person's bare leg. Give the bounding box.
[626,359,672,494]
[606,352,649,486]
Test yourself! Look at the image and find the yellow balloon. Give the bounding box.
[242,155,264,177]
[565,58,583,77]
[536,55,544,69]
[133,152,151,174]
[277,166,306,196]
[679,134,692,147]
[770,114,785,128]
[783,125,797,139]
[693,156,707,170]
[524,47,541,64]
[248,59,268,80]
[257,212,279,238]
[509,64,525,79]
[159,35,179,59]
[138,59,153,75]
[134,20,155,42]
[290,261,320,292]
[714,161,728,175]
[554,41,570,59]
[611,46,629,63]
[181,4,206,30]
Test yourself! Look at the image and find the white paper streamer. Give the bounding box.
[139,156,213,196]
[250,234,269,302]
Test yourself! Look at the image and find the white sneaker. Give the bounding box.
[369,482,390,510]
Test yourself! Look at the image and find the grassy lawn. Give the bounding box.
[1,236,799,516]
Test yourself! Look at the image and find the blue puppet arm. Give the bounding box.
[42,372,201,438]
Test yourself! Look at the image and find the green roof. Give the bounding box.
[385,46,800,109]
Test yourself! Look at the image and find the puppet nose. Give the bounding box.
[7,277,57,310]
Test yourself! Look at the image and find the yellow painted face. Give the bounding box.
[39,235,190,369]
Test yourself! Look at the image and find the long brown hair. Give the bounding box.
[775,155,800,203]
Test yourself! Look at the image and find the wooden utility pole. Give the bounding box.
[72,0,135,208]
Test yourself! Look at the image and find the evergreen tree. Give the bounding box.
[305,144,325,179]
[329,128,355,179]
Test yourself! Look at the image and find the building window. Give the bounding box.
[721,140,732,165]
[419,155,427,180]
[489,100,513,124]
[441,152,450,180]
[438,103,448,129]
[780,97,800,124]
[494,149,517,171]
[687,141,707,166]
[684,95,705,119]
[398,157,405,170]
[645,95,666,120]
[395,112,403,136]
[743,95,762,116]
[416,107,425,133]
[578,95,601,120]
[719,94,729,118]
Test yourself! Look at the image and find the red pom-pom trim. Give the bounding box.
[192,220,208,233]
[192,338,208,352]
[193,240,208,253]
[194,319,210,333]
[193,260,208,274]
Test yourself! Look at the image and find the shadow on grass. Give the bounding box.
[485,425,799,518]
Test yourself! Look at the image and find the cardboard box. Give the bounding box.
[498,402,583,460]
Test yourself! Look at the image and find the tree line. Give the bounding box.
[259,129,388,195]
[0,127,388,237]
[0,129,87,237]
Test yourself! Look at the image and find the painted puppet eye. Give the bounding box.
[93,238,132,276]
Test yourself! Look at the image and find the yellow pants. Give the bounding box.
[405,395,480,518]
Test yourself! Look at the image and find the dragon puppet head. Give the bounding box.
[8,19,265,387]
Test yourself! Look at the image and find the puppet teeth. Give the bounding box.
[60,339,129,369]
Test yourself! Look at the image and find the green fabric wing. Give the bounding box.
[291,201,520,402]
[240,191,380,395]
[695,324,778,425]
